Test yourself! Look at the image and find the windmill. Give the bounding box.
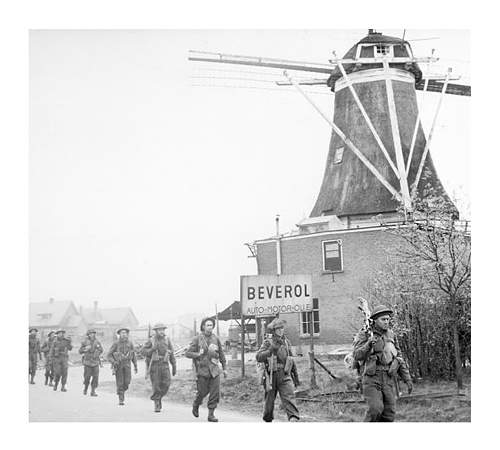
[189,29,470,222]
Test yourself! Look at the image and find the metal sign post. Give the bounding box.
[241,312,245,378]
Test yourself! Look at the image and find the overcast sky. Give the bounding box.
[29,29,470,324]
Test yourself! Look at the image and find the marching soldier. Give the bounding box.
[353,305,413,422]
[50,329,73,391]
[107,327,138,406]
[79,329,103,396]
[185,317,227,422]
[28,328,41,384]
[141,323,176,412]
[256,318,300,422]
[41,331,56,386]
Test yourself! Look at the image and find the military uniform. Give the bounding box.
[41,332,55,386]
[28,329,41,384]
[142,323,177,412]
[49,331,73,391]
[256,319,300,422]
[107,328,137,405]
[353,305,412,422]
[79,330,103,396]
[185,318,226,422]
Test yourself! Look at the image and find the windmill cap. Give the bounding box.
[370,305,394,320]
[152,323,167,330]
[267,318,287,332]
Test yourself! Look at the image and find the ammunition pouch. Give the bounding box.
[284,356,293,375]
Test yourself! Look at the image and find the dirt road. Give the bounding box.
[29,362,259,422]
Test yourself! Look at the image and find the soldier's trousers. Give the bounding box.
[149,361,171,401]
[29,354,38,376]
[194,375,220,410]
[362,370,396,422]
[44,358,53,380]
[53,358,69,386]
[115,364,132,395]
[83,365,99,389]
[263,369,300,422]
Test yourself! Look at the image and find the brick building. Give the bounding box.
[254,219,403,346]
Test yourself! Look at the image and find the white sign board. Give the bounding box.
[240,274,313,316]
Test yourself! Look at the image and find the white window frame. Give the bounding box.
[322,239,344,273]
[333,146,344,164]
[300,298,320,337]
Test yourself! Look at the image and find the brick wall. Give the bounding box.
[256,227,401,345]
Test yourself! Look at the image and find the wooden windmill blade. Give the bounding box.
[188,50,334,74]
[416,79,471,96]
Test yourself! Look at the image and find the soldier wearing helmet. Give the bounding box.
[107,327,138,405]
[28,328,41,384]
[256,317,300,422]
[41,331,56,386]
[185,317,227,422]
[141,323,176,412]
[353,304,413,422]
[79,329,103,396]
[49,329,72,391]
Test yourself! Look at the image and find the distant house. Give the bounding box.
[81,302,140,343]
[29,299,87,340]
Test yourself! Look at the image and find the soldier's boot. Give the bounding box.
[83,384,88,395]
[118,393,124,405]
[90,388,98,397]
[61,384,67,392]
[44,375,49,385]
[30,374,35,384]
[192,403,199,418]
[53,381,58,391]
[154,400,161,413]
[48,379,53,387]
[207,409,218,422]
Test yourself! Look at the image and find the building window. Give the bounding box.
[333,147,344,164]
[322,239,343,272]
[301,298,320,336]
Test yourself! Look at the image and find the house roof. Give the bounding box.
[81,307,139,327]
[29,301,78,328]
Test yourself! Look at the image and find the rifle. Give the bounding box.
[358,297,373,339]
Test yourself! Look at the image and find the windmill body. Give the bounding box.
[311,31,453,220]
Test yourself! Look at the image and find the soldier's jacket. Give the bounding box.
[49,336,73,360]
[256,335,294,373]
[185,333,226,378]
[353,328,411,382]
[107,339,137,369]
[29,335,41,357]
[41,336,55,359]
[142,336,176,369]
[79,338,103,367]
